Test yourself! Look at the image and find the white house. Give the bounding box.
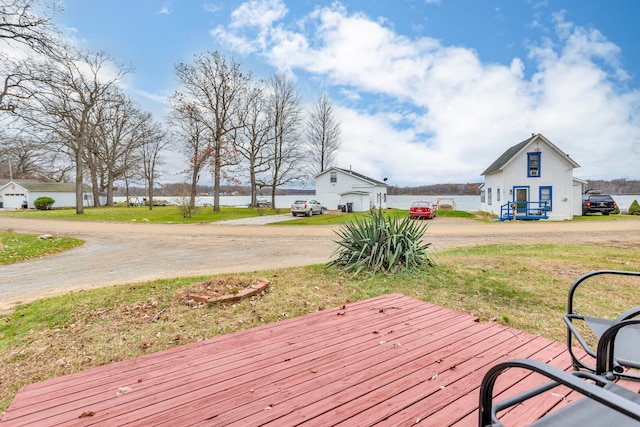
[315,167,388,212]
[479,134,582,221]
[0,181,105,209]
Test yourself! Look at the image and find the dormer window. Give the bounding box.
[528,152,541,177]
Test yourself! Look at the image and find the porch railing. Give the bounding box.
[499,201,549,220]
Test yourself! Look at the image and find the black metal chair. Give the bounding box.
[564,270,640,380]
[479,358,640,426]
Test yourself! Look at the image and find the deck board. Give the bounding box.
[1,293,628,426]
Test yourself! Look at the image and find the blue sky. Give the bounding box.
[55,0,640,186]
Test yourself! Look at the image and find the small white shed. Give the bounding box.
[338,191,370,213]
[0,181,104,209]
[315,167,388,212]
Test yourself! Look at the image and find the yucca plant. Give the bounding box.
[327,208,436,275]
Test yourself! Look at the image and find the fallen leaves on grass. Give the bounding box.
[176,276,258,301]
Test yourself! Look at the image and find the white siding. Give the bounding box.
[0,182,100,209]
[480,173,505,216]
[572,181,584,216]
[0,183,28,209]
[28,191,86,208]
[315,169,387,211]
[480,136,578,220]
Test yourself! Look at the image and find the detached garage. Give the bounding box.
[315,167,388,212]
[0,181,103,209]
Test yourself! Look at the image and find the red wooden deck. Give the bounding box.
[0,294,609,426]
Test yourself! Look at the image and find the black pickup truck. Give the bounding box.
[582,191,617,215]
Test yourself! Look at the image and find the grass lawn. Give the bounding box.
[0,232,83,265]
[1,242,639,413]
[3,203,637,226]
[0,205,289,224]
[273,208,478,225]
[1,205,481,226]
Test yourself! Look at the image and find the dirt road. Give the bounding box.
[1,216,639,311]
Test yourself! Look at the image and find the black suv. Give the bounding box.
[582,191,617,215]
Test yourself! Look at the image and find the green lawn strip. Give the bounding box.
[1,243,638,413]
[571,213,638,221]
[0,232,83,265]
[0,205,288,224]
[271,209,476,225]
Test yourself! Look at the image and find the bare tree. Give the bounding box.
[0,131,45,178]
[307,92,341,175]
[235,81,273,207]
[89,89,151,206]
[0,0,62,110]
[172,51,249,211]
[0,0,59,49]
[139,120,169,210]
[120,147,143,207]
[16,49,130,213]
[168,97,212,209]
[260,73,305,208]
[82,146,105,206]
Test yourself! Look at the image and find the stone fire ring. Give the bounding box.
[186,278,270,304]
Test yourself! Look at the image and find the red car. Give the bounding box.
[409,201,436,219]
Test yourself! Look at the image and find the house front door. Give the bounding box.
[515,187,528,213]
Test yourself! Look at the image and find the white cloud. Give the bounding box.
[203,4,220,13]
[229,0,287,29]
[210,25,258,54]
[212,1,640,184]
[157,2,170,15]
[210,0,289,55]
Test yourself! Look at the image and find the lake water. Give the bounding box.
[114,194,640,212]
[115,195,478,210]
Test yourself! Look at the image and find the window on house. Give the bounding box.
[540,186,552,211]
[330,171,337,183]
[480,190,486,203]
[487,188,492,205]
[528,152,541,177]
[496,187,501,202]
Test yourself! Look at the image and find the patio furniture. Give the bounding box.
[564,270,640,380]
[479,358,640,426]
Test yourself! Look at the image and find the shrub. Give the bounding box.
[612,204,620,214]
[175,185,195,218]
[629,200,640,215]
[327,208,435,275]
[33,197,55,210]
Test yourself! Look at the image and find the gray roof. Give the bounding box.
[317,167,388,186]
[481,134,580,176]
[2,180,92,192]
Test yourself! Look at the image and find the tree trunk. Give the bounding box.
[124,175,131,207]
[106,174,114,206]
[147,178,154,211]
[89,167,100,207]
[189,166,198,209]
[250,170,257,207]
[213,143,221,212]
[75,147,84,214]
[270,184,277,210]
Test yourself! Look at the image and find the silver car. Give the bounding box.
[291,199,325,217]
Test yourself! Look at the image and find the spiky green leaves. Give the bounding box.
[327,209,435,275]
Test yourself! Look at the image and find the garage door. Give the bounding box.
[2,193,26,209]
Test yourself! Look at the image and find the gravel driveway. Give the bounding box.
[1,216,639,311]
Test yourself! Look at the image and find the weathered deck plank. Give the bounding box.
[1,293,618,426]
